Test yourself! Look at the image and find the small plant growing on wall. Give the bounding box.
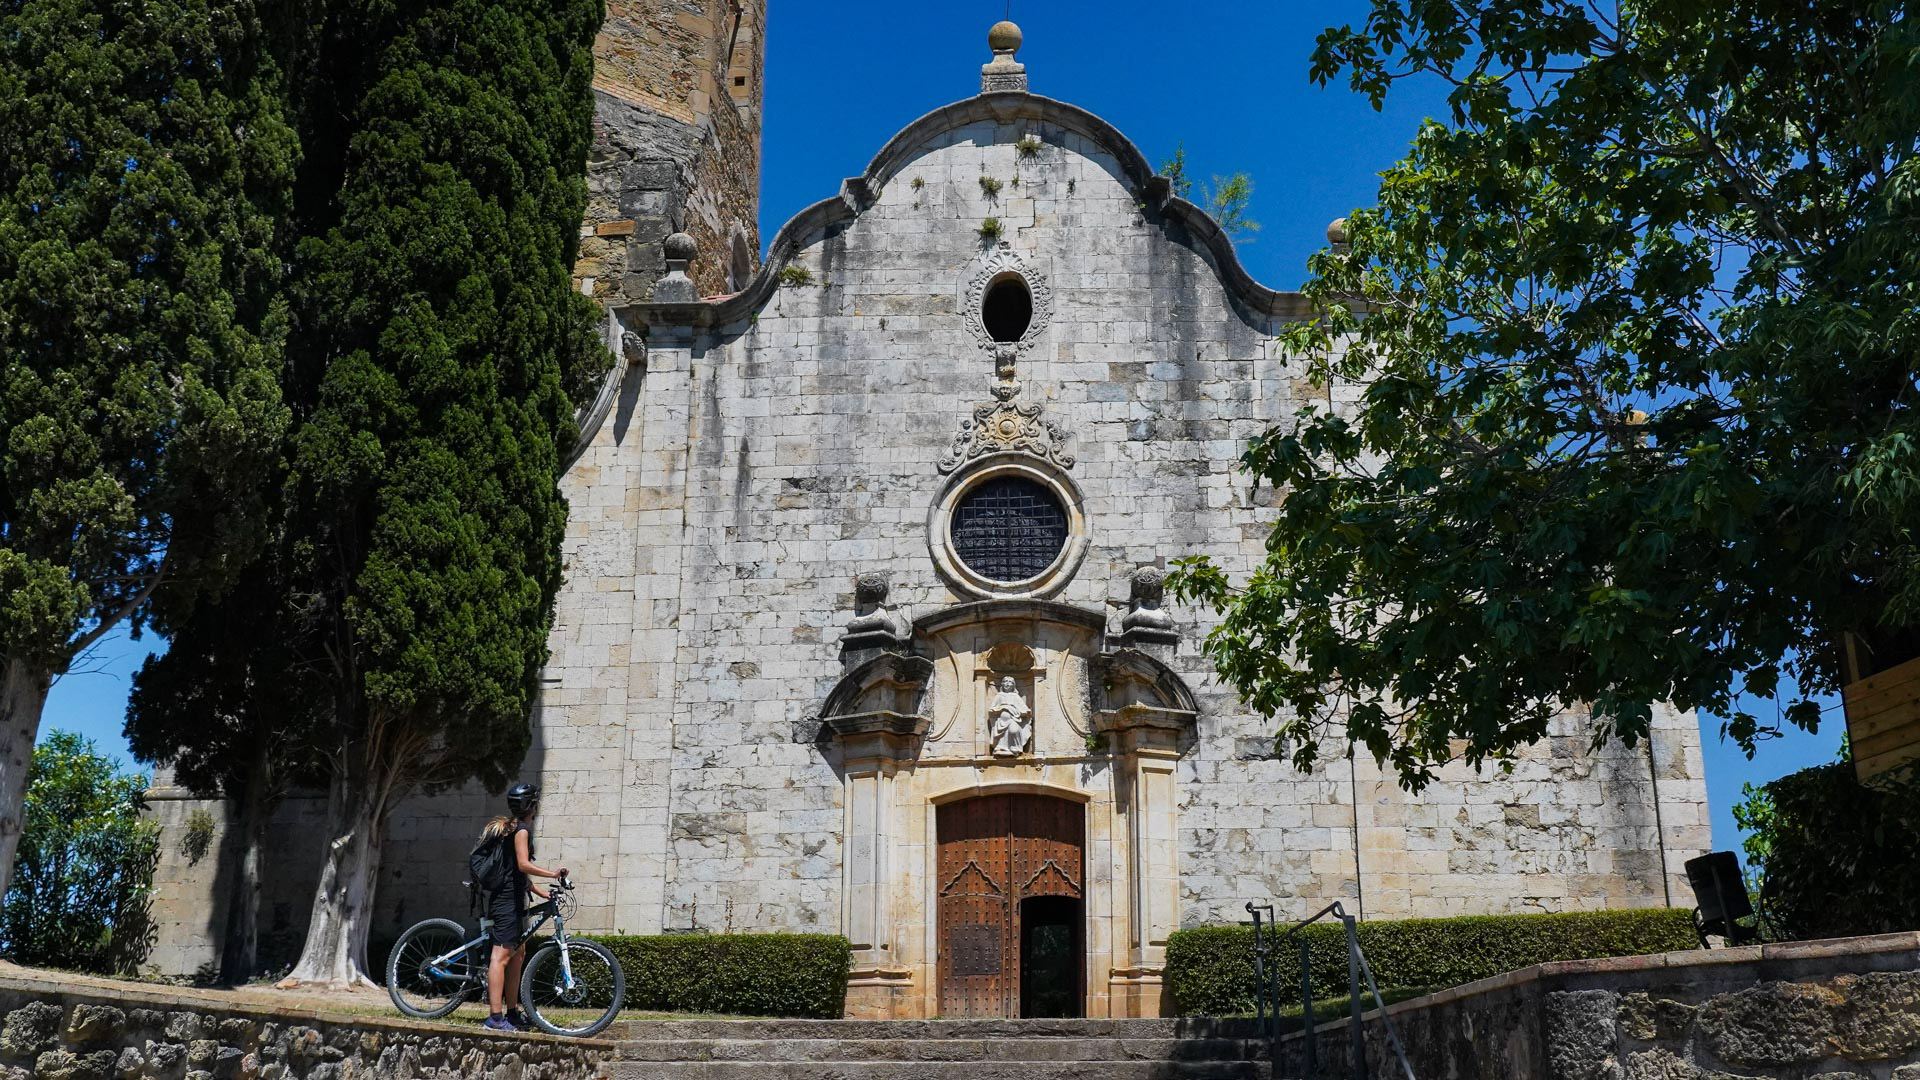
[1016,134,1043,157]
[777,264,814,287]
[182,809,216,866]
[977,217,1003,241]
[978,175,1003,198]
[910,176,924,190]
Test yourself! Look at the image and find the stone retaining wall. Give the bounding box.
[0,970,608,1079]
[1278,933,1920,1079]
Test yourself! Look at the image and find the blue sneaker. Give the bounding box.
[483,1014,516,1033]
[505,1008,532,1031]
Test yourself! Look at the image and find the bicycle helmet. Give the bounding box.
[506,782,540,817]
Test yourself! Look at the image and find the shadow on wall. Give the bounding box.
[147,731,549,981]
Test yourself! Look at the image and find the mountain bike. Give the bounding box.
[385,875,625,1037]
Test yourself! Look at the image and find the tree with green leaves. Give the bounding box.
[1171,0,1920,788]
[125,561,325,984]
[264,0,606,988]
[0,0,295,902]
[1733,748,1920,940]
[0,732,160,974]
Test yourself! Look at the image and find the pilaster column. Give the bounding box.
[1109,712,1183,968]
[819,650,931,1019]
[835,720,923,960]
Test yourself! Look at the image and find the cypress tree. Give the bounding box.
[125,560,326,983]
[0,0,295,902]
[271,0,605,987]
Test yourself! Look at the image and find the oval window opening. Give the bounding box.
[982,277,1032,343]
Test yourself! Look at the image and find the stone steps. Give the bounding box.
[608,1061,1271,1080]
[616,1037,1267,1062]
[614,1018,1267,1041]
[611,1018,1275,1080]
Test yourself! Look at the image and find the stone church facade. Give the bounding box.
[144,15,1710,1020]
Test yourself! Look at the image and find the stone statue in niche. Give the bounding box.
[986,676,1033,756]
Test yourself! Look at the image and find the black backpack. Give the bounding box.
[468,830,513,896]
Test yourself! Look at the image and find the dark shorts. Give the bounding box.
[486,886,526,947]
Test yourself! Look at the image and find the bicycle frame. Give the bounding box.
[426,890,579,994]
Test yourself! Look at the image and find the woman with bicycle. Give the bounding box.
[481,782,568,1032]
[387,781,624,1037]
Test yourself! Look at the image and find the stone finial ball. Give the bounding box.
[1326,218,1349,245]
[663,231,698,262]
[988,20,1022,53]
[855,571,891,605]
[1130,565,1167,600]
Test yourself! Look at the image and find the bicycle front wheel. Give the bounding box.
[520,938,624,1037]
[387,917,480,1019]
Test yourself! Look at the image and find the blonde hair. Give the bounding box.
[481,815,515,842]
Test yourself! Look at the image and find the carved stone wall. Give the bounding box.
[510,92,1709,1015]
[815,600,1195,1018]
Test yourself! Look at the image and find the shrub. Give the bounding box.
[0,733,161,974]
[1735,757,1920,941]
[1165,907,1696,1015]
[585,932,852,1018]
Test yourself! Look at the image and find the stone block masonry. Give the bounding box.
[0,968,608,1079]
[539,97,1709,941]
[1278,932,1920,1079]
[517,72,1711,1018]
[579,0,764,303]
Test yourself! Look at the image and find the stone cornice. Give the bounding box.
[910,598,1107,637]
[619,91,1323,332]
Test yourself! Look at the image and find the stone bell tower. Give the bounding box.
[576,0,765,303]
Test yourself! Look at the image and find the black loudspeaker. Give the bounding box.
[1684,851,1758,947]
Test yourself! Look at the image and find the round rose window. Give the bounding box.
[948,475,1069,583]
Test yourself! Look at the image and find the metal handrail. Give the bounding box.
[1245,900,1416,1080]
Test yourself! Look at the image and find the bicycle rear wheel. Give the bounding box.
[387,918,480,1019]
[520,938,624,1037]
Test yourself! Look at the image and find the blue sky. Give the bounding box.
[37,0,1843,869]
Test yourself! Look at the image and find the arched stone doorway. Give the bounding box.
[937,792,1085,1018]
[817,596,1198,1018]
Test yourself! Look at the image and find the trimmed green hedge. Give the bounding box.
[584,932,852,1018]
[1165,908,1696,1015]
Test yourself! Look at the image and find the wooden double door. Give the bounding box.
[936,793,1085,1018]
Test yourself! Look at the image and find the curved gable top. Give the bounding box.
[633,91,1312,329]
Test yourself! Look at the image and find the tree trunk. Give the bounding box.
[0,658,53,906]
[276,762,387,990]
[218,741,274,984]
